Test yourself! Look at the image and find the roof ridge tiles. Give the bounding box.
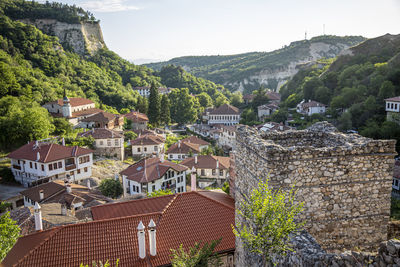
[194,191,235,211]
[161,194,179,214]
[43,143,52,163]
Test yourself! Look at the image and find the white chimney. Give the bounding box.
[137,221,146,259]
[39,190,44,200]
[148,219,157,256]
[216,159,219,169]
[36,152,40,161]
[62,137,65,146]
[35,140,39,148]
[191,167,196,192]
[195,156,198,164]
[66,184,72,193]
[87,179,91,190]
[61,204,67,216]
[34,203,43,231]
[178,140,181,148]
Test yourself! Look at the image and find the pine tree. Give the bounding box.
[160,94,171,126]
[136,96,148,114]
[148,83,161,125]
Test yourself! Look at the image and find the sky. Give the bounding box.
[39,0,400,64]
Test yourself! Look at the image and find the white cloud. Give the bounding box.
[80,0,140,13]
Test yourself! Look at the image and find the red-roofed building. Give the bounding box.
[79,111,124,130]
[166,140,201,161]
[2,191,235,267]
[131,135,165,158]
[208,104,241,126]
[8,141,93,187]
[124,111,149,130]
[296,99,326,116]
[121,157,188,195]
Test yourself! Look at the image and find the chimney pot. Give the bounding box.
[87,179,91,190]
[61,204,67,216]
[34,203,43,231]
[194,156,198,164]
[191,167,196,192]
[36,152,40,161]
[39,190,44,200]
[66,184,72,193]
[148,219,157,256]
[137,221,146,259]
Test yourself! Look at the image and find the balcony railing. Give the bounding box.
[65,164,76,171]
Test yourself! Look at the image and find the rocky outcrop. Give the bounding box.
[19,19,105,55]
[234,122,396,266]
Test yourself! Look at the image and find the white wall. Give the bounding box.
[386,101,400,113]
[132,143,164,156]
[208,115,240,125]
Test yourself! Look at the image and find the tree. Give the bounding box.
[169,88,197,125]
[196,92,213,108]
[52,118,73,136]
[99,178,123,199]
[136,96,148,114]
[0,212,20,262]
[170,238,222,267]
[147,189,173,198]
[251,89,270,111]
[222,181,229,195]
[124,131,137,142]
[230,91,243,107]
[271,109,288,123]
[148,82,161,125]
[160,94,171,125]
[233,178,304,266]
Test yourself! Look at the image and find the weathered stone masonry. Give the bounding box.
[234,122,396,265]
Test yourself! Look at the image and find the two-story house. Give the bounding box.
[8,141,93,187]
[79,111,124,130]
[180,136,210,150]
[207,104,241,125]
[385,96,400,124]
[131,134,165,158]
[79,128,125,160]
[166,141,201,161]
[121,157,188,195]
[181,155,230,188]
[124,111,149,130]
[296,100,326,116]
[257,102,279,120]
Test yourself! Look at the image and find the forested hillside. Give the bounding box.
[146,35,366,93]
[0,0,231,149]
[279,33,400,149]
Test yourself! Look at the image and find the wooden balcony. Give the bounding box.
[65,164,76,171]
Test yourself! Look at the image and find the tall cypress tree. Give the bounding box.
[160,94,171,126]
[148,82,161,125]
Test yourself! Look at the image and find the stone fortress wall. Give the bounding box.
[233,122,396,266]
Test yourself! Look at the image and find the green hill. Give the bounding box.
[146,35,366,93]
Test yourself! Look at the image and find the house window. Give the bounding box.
[30,162,32,168]
[178,155,181,159]
[41,165,44,171]
[79,156,90,164]
[49,164,53,171]
[77,169,81,174]
[100,140,104,145]
[152,185,155,192]
[219,170,223,176]
[212,169,216,175]
[84,167,88,172]
[169,154,173,159]
[144,147,147,152]
[154,146,158,151]
[201,169,205,176]
[138,147,141,152]
[58,162,62,168]
[53,163,58,169]
[115,139,119,146]
[107,140,112,146]
[34,163,37,169]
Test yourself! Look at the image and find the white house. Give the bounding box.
[124,111,149,130]
[79,128,125,160]
[79,111,125,130]
[385,96,400,123]
[131,134,165,158]
[180,136,210,151]
[296,100,326,116]
[257,102,279,119]
[8,141,93,187]
[216,125,237,151]
[133,87,173,98]
[181,155,230,188]
[166,141,201,161]
[121,157,188,195]
[208,104,241,125]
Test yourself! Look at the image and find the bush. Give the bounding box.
[99,179,123,199]
[222,181,229,195]
[147,189,173,198]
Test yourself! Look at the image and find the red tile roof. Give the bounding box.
[209,104,240,115]
[124,111,149,123]
[180,136,210,146]
[3,191,235,267]
[166,141,201,155]
[301,100,326,108]
[386,96,400,102]
[71,108,104,118]
[8,142,93,163]
[120,157,188,183]
[80,111,120,123]
[79,128,124,139]
[131,135,164,146]
[181,155,230,170]
[20,182,65,202]
[46,98,94,107]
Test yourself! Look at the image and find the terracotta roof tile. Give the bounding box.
[71,108,103,118]
[386,96,400,102]
[46,98,94,107]
[124,111,149,123]
[80,111,119,123]
[180,155,230,170]
[20,182,66,203]
[180,136,210,146]
[166,141,201,154]
[8,142,93,163]
[79,128,123,139]
[131,135,164,146]
[4,192,234,267]
[301,100,326,108]
[209,104,240,115]
[120,158,188,183]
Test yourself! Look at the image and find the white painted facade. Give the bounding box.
[10,154,93,187]
[168,152,198,161]
[131,143,164,157]
[123,169,187,195]
[217,127,236,150]
[43,102,95,115]
[386,100,400,113]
